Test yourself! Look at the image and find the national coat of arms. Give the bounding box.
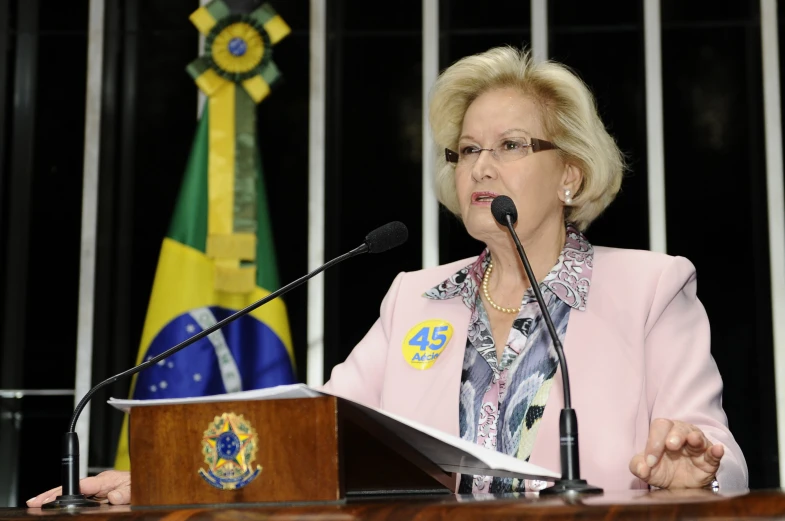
[198,412,262,490]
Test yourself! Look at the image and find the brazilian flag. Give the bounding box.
[114,108,296,470]
[114,1,295,470]
[114,107,296,470]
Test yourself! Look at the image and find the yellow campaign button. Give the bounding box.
[402,320,454,370]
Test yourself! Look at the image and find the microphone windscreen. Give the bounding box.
[491,196,518,225]
[365,221,409,253]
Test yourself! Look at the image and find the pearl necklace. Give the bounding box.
[482,259,522,314]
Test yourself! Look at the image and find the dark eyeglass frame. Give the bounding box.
[445,137,558,164]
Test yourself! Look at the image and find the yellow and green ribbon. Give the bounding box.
[186,0,290,293]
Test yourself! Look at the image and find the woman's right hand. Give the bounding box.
[26,470,131,507]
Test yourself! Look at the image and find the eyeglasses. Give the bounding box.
[445,137,558,166]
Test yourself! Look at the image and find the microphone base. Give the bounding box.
[539,479,603,496]
[41,494,101,509]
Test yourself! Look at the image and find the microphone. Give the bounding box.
[43,221,409,509]
[364,220,408,254]
[490,196,602,496]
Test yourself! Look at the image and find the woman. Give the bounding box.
[27,46,747,506]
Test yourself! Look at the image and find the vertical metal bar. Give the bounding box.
[436,0,451,261]
[644,0,667,253]
[531,0,548,62]
[422,0,439,269]
[322,0,345,384]
[307,0,326,387]
[0,404,21,507]
[0,22,9,492]
[1,0,37,397]
[88,0,119,469]
[760,0,785,487]
[0,0,9,228]
[74,0,106,478]
[113,0,138,404]
[0,0,38,505]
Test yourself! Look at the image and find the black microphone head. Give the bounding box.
[365,221,409,253]
[491,195,518,225]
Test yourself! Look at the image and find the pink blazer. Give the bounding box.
[322,246,748,491]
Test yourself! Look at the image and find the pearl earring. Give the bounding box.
[564,189,573,206]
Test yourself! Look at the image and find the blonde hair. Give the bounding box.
[429,46,625,231]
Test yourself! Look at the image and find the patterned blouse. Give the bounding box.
[424,224,594,493]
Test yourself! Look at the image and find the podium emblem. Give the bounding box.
[198,412,262,490]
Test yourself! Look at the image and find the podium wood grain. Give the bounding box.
[129,396,343,505]
[127,396,454,506]
[5,490,785,520]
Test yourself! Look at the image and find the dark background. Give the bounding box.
[0,0,780,504]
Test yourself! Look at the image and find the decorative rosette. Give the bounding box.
[207,16,271,82]
[187,1,290,103]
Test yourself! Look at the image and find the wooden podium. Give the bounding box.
[128,396,456,507]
